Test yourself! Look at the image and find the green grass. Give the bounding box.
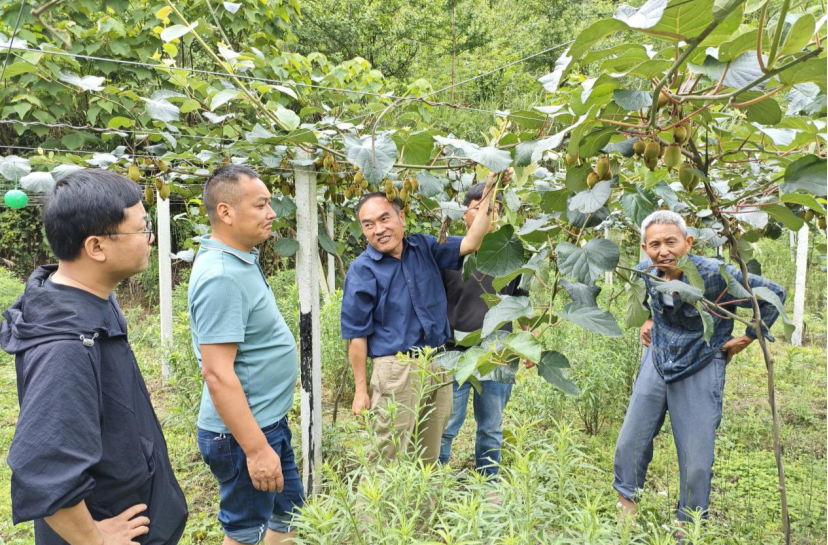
[0,237,825,544]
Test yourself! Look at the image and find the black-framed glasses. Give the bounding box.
[106,220,154,243]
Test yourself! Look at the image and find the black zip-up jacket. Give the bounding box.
[0,265,187,544]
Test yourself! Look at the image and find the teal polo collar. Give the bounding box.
[199,234,258,265]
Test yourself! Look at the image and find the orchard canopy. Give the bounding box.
[0,0,826,384]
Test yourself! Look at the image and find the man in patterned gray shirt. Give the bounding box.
[613,210,786,527]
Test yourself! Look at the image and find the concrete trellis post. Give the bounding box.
[157,190,173,378]
[327,203,336,294]
[791,224,809,346]
[294,151,322,494]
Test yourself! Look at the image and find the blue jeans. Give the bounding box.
[613,347,727,522]
[197,417,305,544]
[439,379,513,476]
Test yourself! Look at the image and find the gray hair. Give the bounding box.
[641,210,687,241]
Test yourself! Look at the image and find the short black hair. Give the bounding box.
[356,192,400,218]
[42,169,143,260]
[463,182,502,207]
[203,164,260,222]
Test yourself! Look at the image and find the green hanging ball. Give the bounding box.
[4,189,28,209]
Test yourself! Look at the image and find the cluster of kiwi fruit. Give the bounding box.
[632,119,699,191]
[129,163,173,205]
[586,156,613,189]
[802,208,827,230]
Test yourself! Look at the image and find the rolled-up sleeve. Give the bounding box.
[341,266,376,339]
[190,274,248,344]
[8,342,102,523]
[428,235,464,271]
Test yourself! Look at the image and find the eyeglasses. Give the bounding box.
[106,220,154,243]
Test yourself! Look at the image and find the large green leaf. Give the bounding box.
[514,115,587,167]
[481,295,534,338]
[718,29,758,61]
[779,14,816,56]
[752,286,795,339]
[738,92,782,125]
[560,279,601,307]
[58,70,105,92]
[540,350,570,369]
[537,360,579,396]
[556,239,620,284]
[274,106,300,131]
[763,204,804,231]
[210,89,242,111]
[695,301,716,343]
[625,278,650,328]
[0,155,31,181]
[654,279,704,303]
[569,180,612,214]
[416,171,447,198]
[778,58,827,90]
[271,196,297,218]
[620,186,657,226]
[433,136,511,172]
[565,164,592,193]
[454,347,488,385]
[613,89,653,111]
[780,193,826,215]
[502,331,543,363]
[19,172,55,192]
[274,237,300,257]
[676,255,705,292]
[689,52,764,90]
[160,22,198,42]
[718,263,751,299]
[343,135,397,186]
[614,0,668,30]
[476,225,526,278]
[492,268,534,292]
[781,155,827,196]
[786,83,824,116]
[560,302,622,336]
[643,0,740,42]
[396,132,434,165]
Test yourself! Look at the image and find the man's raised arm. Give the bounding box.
[459,170,507,256]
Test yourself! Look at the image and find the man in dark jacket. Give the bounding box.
[0,170,188,545]
[438,180,530,477]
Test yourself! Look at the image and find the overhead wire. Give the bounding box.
[1,43,569,123]
[2,37,576,203]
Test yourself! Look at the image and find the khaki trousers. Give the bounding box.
[369,355,453,463]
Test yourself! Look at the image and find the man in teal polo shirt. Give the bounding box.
[188,165,304,545]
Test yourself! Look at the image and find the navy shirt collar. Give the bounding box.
[366,236,419,261]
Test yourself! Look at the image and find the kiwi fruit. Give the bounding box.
[664,143,682,171]
[633,140,646,157]
[596,157,611,180]
[643,141,660,161]
[144,187,155,205]
[128,164,141,182]
[587,171,600,189]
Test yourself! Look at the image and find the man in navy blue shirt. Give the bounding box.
[341,174,499,463]
[613,210,786,529]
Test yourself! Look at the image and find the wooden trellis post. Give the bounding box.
[294,151,322,494]
[791,224,809,346]
[157,189,173,378]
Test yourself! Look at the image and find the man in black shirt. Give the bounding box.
[1,170,188,545]
[438,178,529,477]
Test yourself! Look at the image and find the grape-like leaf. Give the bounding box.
[343,135,397,186]
[556,239,620,284]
